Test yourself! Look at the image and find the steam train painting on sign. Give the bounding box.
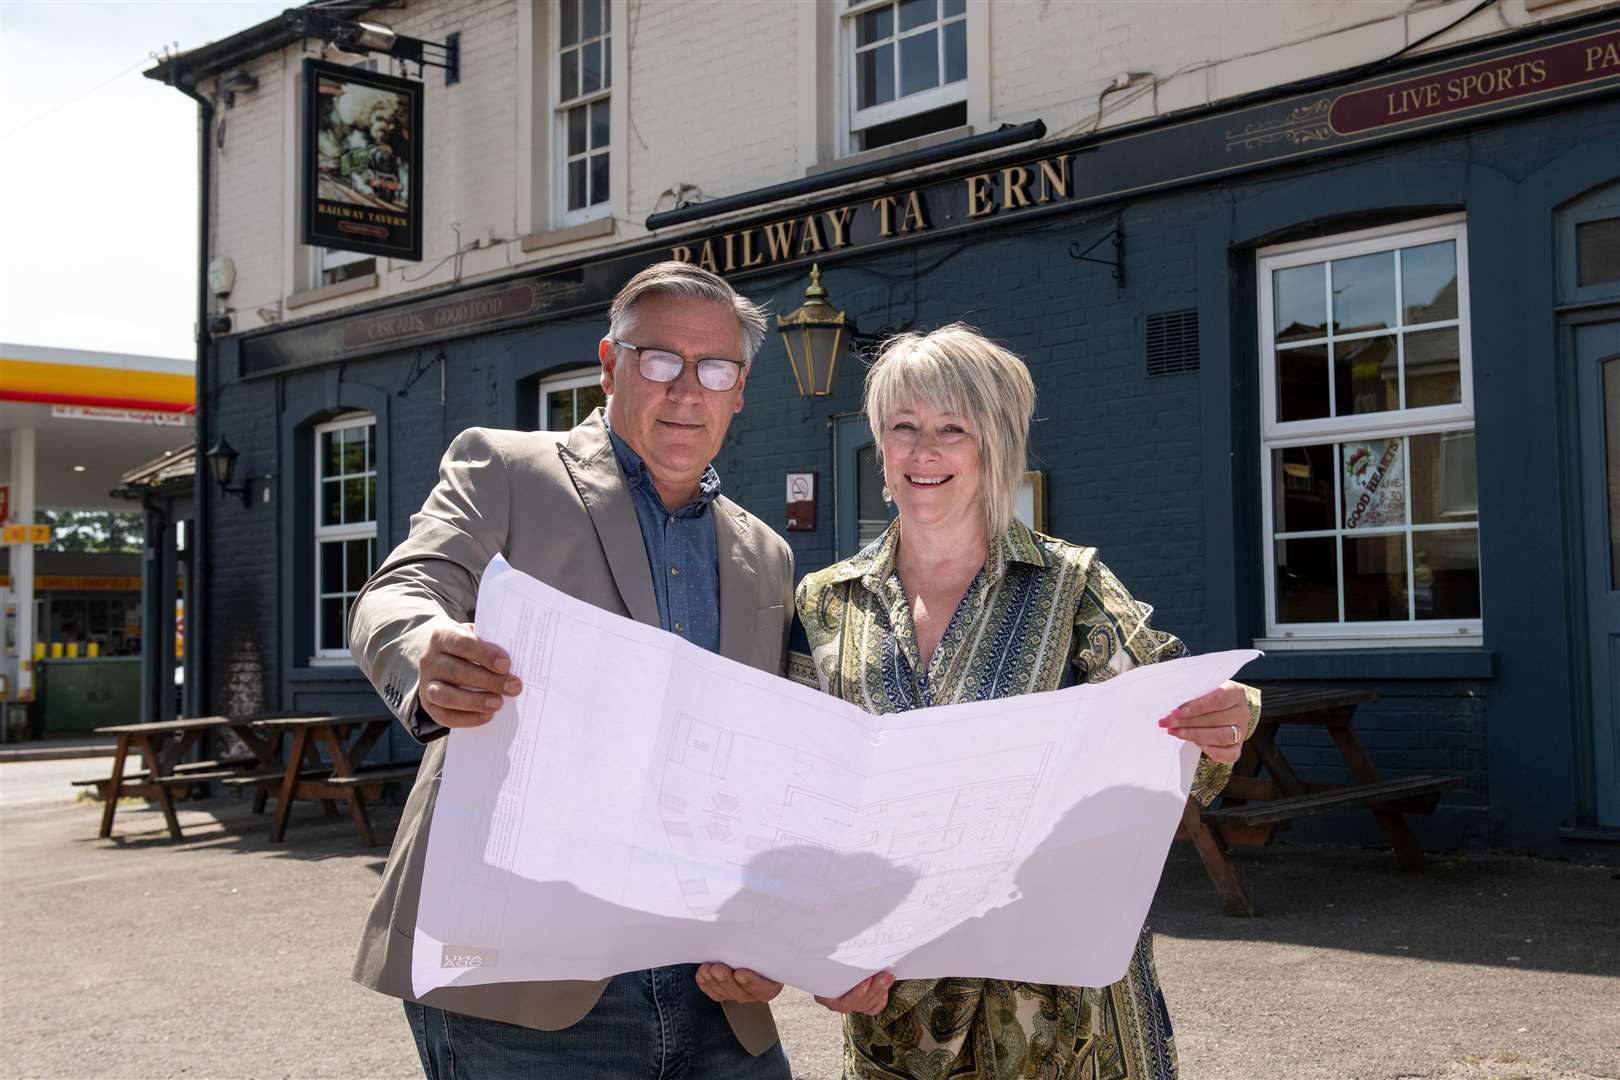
[301,58,423,260]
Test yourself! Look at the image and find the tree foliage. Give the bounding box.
[37,510,144,553]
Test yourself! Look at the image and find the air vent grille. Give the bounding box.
[1145,310,1199,377]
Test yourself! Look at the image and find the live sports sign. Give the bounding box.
[1330,25,1620,134]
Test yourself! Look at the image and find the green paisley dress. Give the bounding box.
[787,520,1259,1080]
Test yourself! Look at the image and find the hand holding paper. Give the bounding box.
[410,556,1258,999]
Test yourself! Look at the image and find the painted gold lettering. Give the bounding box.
[763,220,797,261]
[697,239,719,274]
[671,245,692,263]
[1586,41,1620,73]
[824,206,855,248]
[723,231,737,272]
[797,214,826,254]
[872,195,899,237]
[1001,166,1033,210]
[966,173,995,218]
[739,229,765,268]
[901,190,929,233]
[1037,155,1070,202]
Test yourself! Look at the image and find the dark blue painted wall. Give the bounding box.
[200,96,1620,849]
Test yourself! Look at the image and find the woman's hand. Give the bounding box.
[814,971,894,1015]
[694,963,783,1004]
[1161,681,1250,765]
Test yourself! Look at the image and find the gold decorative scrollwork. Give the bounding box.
[1225,98,1333,150]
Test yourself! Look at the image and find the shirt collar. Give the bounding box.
[827,517,1049,595]
[604,417,722,515]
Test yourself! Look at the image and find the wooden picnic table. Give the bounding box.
[91,712,316,841]
[1179,685,1464,916]
[245,713,418,846]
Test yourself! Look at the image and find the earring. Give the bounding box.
[881,485,892,504]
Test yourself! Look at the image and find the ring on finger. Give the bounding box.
[1229,723,1240,744]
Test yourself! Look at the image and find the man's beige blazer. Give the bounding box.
[347,411,793,1055]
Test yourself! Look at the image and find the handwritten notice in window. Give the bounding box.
[1343,438,1405,529]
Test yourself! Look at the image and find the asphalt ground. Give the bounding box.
[1,756,1615,1080]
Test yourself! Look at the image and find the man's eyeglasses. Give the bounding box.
[612,340,744,392]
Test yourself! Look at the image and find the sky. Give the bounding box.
[0,1,290,360]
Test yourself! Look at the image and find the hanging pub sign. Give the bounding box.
[301,59,424,261]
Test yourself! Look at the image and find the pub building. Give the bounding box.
[152,5,1620,854]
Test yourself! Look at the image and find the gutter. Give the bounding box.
[165,69,213,719]
[141,2,380,86]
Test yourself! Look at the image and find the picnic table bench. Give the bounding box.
[72,755,258,797]
[87,713,318,840]
[1179,685,1464,916]
[244,713,417,846]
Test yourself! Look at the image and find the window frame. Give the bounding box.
[538,367,606,432]
[552,0,613,228]
[312,412,379,661]
[840,0,969,149]
[313,246,376,291]
[1256,213,1483,649]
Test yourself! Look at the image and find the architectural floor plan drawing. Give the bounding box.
[412,556,1258,1000]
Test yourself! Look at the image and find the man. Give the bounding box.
[348,262,797,1077]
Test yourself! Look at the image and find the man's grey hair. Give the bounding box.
[606,261,769,363]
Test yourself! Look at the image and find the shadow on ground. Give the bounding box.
[1150,838,1620,979]
[78,792,396,874]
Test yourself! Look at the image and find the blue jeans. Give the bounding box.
[403,964,792,1079]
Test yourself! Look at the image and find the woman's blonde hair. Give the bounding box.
[864,323,1035,539]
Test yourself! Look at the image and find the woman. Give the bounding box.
[787,325,1259,1079]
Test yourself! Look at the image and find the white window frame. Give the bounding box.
[840,0,969,151]
[312,413,378,661]
[1257,213,1483,649]
[316,246,375,289]
[538,367,606,431]
[553,0,613,228]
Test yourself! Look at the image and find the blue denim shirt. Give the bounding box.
[606,424,722,654]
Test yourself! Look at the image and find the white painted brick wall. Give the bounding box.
[988,0,1615,140]
[211,49,289,327]
[622,0,801,221]
[212,0,520,332]
[204,0,1616,333]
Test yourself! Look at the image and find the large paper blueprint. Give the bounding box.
[413,556,1258,999]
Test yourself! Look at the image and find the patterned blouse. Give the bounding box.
[788,520,1260,1080]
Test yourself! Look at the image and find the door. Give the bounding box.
[834,414,896,560]
[1577,317,1620,826]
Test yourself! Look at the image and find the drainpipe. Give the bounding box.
[167,69,213,719]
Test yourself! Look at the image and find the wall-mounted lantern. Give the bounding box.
[776,264,847,398]
[205,436,254,507]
